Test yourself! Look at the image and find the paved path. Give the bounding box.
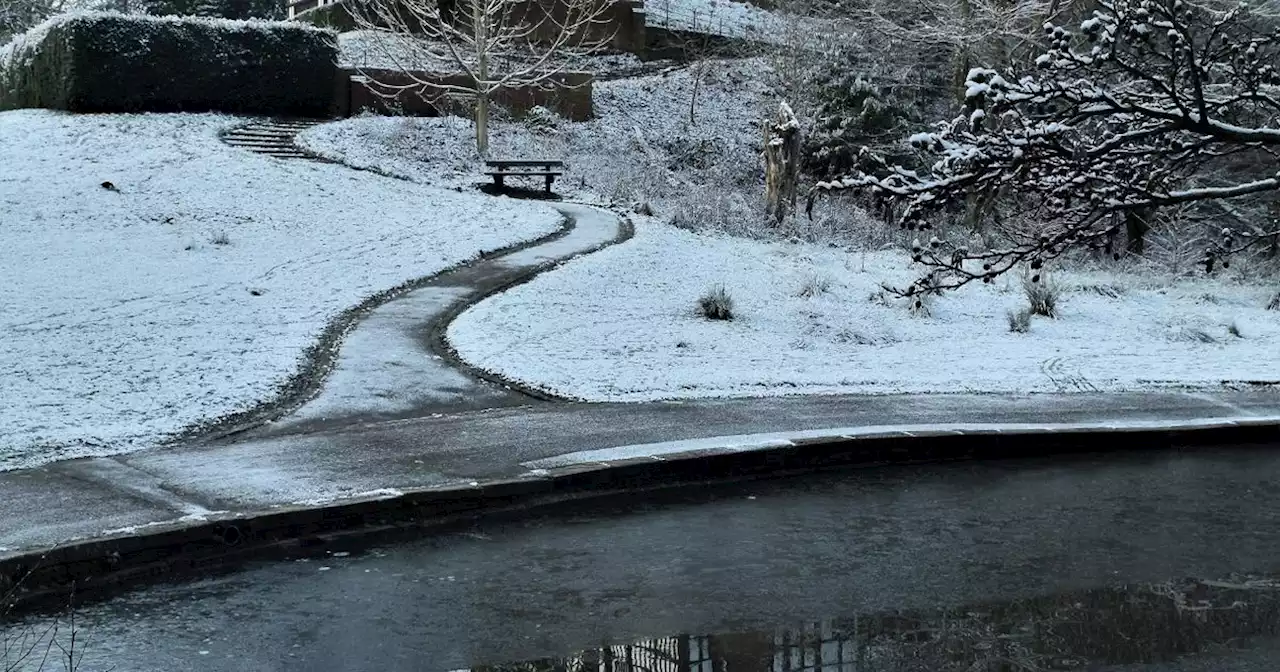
[4,388,1279,555]
[2,119,1278,586]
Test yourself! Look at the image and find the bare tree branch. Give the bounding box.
[347,0,616,154]
[810,0,1280,295]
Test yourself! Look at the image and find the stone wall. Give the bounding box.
[295,0,646,54]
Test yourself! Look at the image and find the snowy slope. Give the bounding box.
[447,219,1280,401]
[0,110,561,470]
[298,58,771,210]
[643,0,783,39]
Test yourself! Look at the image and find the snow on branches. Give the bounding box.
[809,0,1280,294]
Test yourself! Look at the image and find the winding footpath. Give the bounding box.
[3,119,1280,613]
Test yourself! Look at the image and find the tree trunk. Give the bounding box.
[951,0,974,101]
[1125,210,1149,255]
[475,93,489,156]
[473,0,490,156]
[688,65,702,125]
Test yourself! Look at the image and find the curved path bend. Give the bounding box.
[2,119,1280,612]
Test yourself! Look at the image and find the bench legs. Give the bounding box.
[544,175,554,193]
[494,174,505,189]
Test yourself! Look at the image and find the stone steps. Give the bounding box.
[222,118,325,160]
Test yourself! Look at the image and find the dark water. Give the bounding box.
[7,446,1280,671]
[477,575,1280,671]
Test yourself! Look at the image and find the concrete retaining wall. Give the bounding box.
[336,67,594,120]
[295,0,646,54]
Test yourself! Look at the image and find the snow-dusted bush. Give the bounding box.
[1022,270,1060,318]
[522,105,560,135]
[670,189,761,237]
[698,284,735,320]
[1268,291,1280,311]
[0,13,336,114]
[1007,307,1032,333]
[809,0,1280,296]
[800,47,924,180]
[796,272,831,297]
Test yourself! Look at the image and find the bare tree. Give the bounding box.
[810,0,1280,296]
[844,0,1064,91]
[348,0,615,155]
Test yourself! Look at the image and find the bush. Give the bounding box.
[0,13,337,115]
[796,272,831,297]
[698,285,734,320]
[1007,308,1032,333]
[522,105,559,135]
[799,46,927,180]
[1268,291,1279,311]
[1022,271,1061,318]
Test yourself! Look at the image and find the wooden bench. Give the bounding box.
[484,159,565,193]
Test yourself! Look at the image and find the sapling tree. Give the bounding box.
[348,0,615,155]
[809,0,1280,296]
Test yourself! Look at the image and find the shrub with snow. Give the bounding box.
[796,272,831,297]
[522,105,560,135]
[799,48,925,180]
[1022,270,1060,318]
[698,284,735,320]
[1007,308,1032,333]
[1268,291,1280,311]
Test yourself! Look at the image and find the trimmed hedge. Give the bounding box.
[0,13,337,115]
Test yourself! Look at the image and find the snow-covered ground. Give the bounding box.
[644,0,785,39]
[0,110,561,471]
[298,51,1280,402]
[299,58,772,221]
[447,220,1280,401]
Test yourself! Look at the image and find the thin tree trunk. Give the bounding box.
[951,0,974,101]
[475,92,489,156]
[689,67,701,125]
[474,0,490,156]
[1125,209,1149,255]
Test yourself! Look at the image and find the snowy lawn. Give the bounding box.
[447,220,1280,400]
[0,110,561,470]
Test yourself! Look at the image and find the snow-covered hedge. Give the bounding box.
[0,13,337,114]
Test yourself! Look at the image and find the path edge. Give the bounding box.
[428,204,637,403]
[174,213,576,445]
